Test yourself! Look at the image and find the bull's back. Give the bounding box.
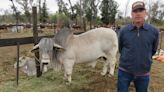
[77,27,118,48]
[77,27,116,39]
[71,27,118,63]
[90,28,118,53]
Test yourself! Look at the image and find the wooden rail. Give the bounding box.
[0,35,54,47]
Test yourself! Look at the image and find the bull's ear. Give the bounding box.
[31,44,39,53]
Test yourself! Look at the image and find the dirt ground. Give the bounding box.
[0,31,164,92]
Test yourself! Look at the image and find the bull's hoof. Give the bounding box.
[63,78,71,85]
[101,72,106,76]
[65,81,71,85]
[108,72,114,77]
[63,77,67,81]
[108,74,113,77]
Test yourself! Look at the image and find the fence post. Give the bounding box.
[32,6,42,77]
[160,32,164,50]
[16,42,20,86]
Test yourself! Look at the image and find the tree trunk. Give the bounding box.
[68,0,74,19]
[39,0,41,23]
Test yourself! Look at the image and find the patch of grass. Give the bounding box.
[0,65,95,92]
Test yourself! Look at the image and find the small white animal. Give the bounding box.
[14,56,48,76]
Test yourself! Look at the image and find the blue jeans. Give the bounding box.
[117,69,150,92]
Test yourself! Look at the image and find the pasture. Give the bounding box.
[0,29,164,92]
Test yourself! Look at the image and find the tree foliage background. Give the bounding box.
[0,0,163,27]
[100,0,118,25]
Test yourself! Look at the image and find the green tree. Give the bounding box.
[72,3,80,20]
[56,0,70,17]
[158,4,164,21]
[100,0,118,25]
[15,0,33,23]
[82,0,92,28]
[50,13,69,23]
[151,2,159,22]
[40,0,49,23]
[84,0,100,29]
[0,9,15,23]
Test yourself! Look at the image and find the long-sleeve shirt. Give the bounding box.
[119,23,159,75]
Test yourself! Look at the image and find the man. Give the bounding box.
[118,1,159,92]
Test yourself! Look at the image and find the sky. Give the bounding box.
[0,0,163,17]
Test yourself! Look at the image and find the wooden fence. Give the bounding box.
[0,7,41,86]
[0,36,53,47]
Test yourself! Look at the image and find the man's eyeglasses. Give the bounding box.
[132,8,145,13]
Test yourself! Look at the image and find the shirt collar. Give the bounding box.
[129,23,149,31]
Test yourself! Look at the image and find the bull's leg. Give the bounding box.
[101,60,109,76]
[106,47,117,77]
[43,65,48,72]
[87,61,97,68]
[108,56,116,77]
[63,60,74,84]
[63,72,67,81]
[40,63,48,73]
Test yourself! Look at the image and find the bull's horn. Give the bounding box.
[53,43,64,49]
[31,44,39,52]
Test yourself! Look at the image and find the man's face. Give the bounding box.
[131,8,146,23]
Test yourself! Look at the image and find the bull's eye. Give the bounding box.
[22,56,26,59]
[57,48,64,52]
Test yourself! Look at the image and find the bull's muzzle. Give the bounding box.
[41,54,51,65]
[41,59,50,65]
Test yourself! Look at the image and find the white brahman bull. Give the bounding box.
[32,27,118,84]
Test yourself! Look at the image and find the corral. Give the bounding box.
[0,28,164,92]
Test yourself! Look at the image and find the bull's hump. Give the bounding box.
[55,27,73,47]
[77,27,115,37]
[56,27,72,37]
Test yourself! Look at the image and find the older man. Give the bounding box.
[118,1,159,92]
